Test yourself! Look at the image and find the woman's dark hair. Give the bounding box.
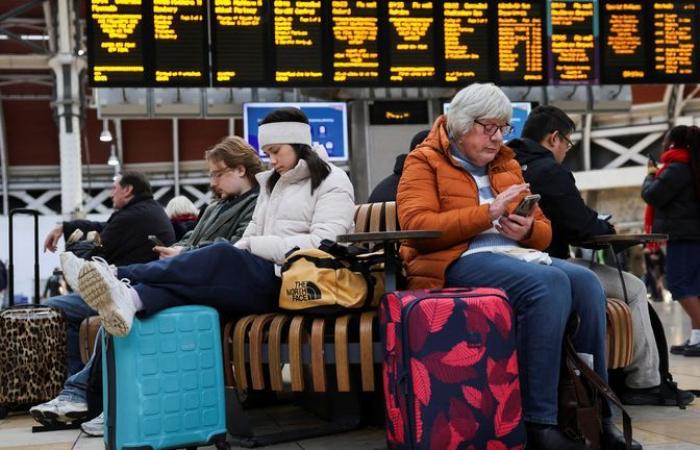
[259,107,331,194]
[664,125,700,201]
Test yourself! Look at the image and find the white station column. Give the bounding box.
[48,0,85,216]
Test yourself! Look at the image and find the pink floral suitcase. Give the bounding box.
[380,288,525,450]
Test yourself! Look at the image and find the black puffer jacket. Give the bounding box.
[642,162,700,240]
[368,153,407,203]
[510,138,614,259]
[63,194,176,266]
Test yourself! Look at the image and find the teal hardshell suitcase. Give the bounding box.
[102,305,227,450]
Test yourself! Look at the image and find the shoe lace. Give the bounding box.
[91,256,130,287]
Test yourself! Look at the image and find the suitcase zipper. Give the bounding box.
[398,291,509,449]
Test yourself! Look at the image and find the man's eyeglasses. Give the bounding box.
[558,132,574,150]
[208,168,231,179]
[474,120,514,138]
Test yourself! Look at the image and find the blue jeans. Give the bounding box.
[59,327,103,403]
[446,253,607,425]
[117,242,280,318]
[45,293,97,376]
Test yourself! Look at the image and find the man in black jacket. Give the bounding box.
[367,129,429,203]
[510,105,694,407]
[44,171,175,266]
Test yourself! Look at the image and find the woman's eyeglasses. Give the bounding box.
[474,120,514,138]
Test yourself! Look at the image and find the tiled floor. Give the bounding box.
[1,298,699,449]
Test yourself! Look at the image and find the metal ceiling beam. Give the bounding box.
[0,0,48,24]
[0,54,50,69]
[0,26,47,53]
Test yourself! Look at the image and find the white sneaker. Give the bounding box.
[60,252,86,292]
[80,412,104,437]
[29,396,87,423]
[79,259,136,337]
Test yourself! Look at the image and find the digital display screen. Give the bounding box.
[152,0,209,85]
[651,1,697,82]
[243,102,349,162]
[331,0,380,84]
[443,1,490,84]
[600,1,646,83]
[547,0,599,84]
[88,1,700,87]
[273,0,324,84]
[387,1,436,83]
[496,1,546,85]
[88,0,147,86]
[211,0,267,85]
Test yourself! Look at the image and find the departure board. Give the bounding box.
[273,0,324,84]
[87,0,700,87]
[331,1,380,84]
[600,1,646,83]
[88,0,147,85]
[497,1,545,85]
[387,1,436,83]
[443,2,490,84]
[547,0,599,84]
[651,1,697,82]
[152,0,209,85]
[212,0,267,85]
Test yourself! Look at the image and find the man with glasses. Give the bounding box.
[509,105,694,408]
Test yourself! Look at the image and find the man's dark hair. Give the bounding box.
[521,105,576,143]
[259,107,331,194]
[118,171,152,196]
[409,129,430,152]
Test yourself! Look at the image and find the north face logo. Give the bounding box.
[286,281,322,302]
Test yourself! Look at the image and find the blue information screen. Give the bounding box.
[510,102,532,140]
[243,102,349,162]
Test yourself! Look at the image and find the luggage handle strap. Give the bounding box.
[564,336,632,450]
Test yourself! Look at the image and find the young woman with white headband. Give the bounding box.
[67,107,355,337]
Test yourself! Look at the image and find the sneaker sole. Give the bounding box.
[30,408,87,424]
[79,264,130,337]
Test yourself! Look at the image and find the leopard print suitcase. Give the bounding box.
[0,306,67,418]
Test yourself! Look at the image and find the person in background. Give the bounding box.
[367,129,429,203]
[165,195,199,241]
[510,105,693,407]
[397,83,638,450]
[642,125,700,357]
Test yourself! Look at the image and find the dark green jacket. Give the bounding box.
[177,189,258,251]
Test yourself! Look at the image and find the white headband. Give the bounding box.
[258,122,312,148]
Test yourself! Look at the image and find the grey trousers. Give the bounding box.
[572,258,661,388]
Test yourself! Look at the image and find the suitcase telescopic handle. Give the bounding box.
[8,208,41,306]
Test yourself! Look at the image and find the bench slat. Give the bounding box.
[250,314,277,390]
[268,314,291,391]
[311,318,327,392]
[233,315,257,390]
[334,315,352,392]
[360,311,376,392]
[289,316,306,392]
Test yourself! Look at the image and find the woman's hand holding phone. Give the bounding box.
[497,213,534,241]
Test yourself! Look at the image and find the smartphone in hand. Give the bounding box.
[512,194,541,217]
[148,234,165,247]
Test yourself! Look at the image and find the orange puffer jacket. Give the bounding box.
[397,115,552,289]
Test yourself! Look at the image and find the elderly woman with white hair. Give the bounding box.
[67,107,355,337]
[397,84,637,450]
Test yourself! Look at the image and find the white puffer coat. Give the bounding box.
[237,150,355,265]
